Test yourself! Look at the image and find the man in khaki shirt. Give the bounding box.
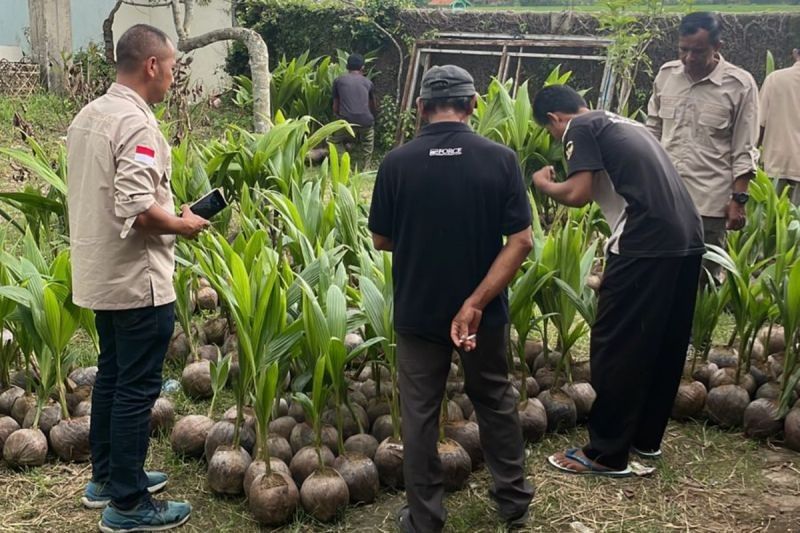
[67,24,207,532]
[647,12,759,280]
[759,48,800,205]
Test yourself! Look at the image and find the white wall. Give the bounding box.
[113,0,232,93]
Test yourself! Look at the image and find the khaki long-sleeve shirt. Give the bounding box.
[67,83,176,310]
[647,56,760,218]
[759,62,800,182]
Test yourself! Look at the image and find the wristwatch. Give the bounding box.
[731,192,750,205]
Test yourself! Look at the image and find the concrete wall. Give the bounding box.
[0,0,231,92]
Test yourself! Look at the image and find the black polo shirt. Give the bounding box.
[564,111,705,257]
[369,121,532,342]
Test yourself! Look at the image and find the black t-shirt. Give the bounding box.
[564,111,705,257]
[369,122,532,341]
[332,73,374,127]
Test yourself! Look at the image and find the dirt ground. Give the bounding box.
[2,418,799,533]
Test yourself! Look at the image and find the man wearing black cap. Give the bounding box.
[369,65,535,532]
[332,53,377,167]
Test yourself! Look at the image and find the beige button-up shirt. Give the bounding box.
[647,56,760,218]
[759,62,800,182]
[67,83,176,310]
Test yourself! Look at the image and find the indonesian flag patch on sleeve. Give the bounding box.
[134,145,156,166]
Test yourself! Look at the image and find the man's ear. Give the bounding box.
[467,94,478,116]
[144,56,158,79]
[713,40,723,53]
[416,97,424,118]
[546,112,559,126]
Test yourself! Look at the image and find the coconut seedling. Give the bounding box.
[171,266,199,364]
[705,242,774,428]
[194,229,302,495]
[437,396,471,492]
[767,259,800,418]
[357,251,405,488]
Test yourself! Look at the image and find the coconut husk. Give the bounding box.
[374,437,404,489]
[445,400,464,423]
[196,344,221,363]
[208,445,251,495]
[49,416,91,462]
[562,382,596,423]
[767,353,785,382]
[221,333,238,355]
[784,407,800,452]
[344,433,379,460]
[244,459,292,498]
[10,394,36,425]
[204,420,256,459]
[288,401,306,423]
[149,397,175,436]
[370,414,396,444]
[166,327,206,363]
[249,471,299,526]
[356,365,389,382]
[571,361,592,383]
[333,452,380,503]
[3,427,47,467]
[202,317,228,346]
[450,393,474,421]
[366,399,391,427]
[444,420,482,469]
[300,467,350,522]
[671,381,707,420]
[757,325,785,355]
[290,445,335,486]
[344,332,364,353]
[289,423,338,456]
[708,346,739,369]
[517,398,547,443]
[534,367,556,391]
[321,404,368,440]
[755,382,783,401]
[23,404,61,437]
[68,366,98,388]
[264,436,293,465]
[533,351,561,372]
[348,390,368,409]
[170,414,215,458]
[181,361,213,400]
[0,386,25,416]
[0,415,20,450]
[11,369,37,390]
[708,368,757,396]
[523,339,545,370]
[223,405,257,433]
[511,375,540,400]
[706,384,750,428]
[743,398,783,439]
[73,401,92,418]
[65,385,92,416]
[196,287,219,311]
[690,362,719,388]
[586,273,602,292]
[269,416,297,441]
[750,365,768,389]
[438,438,471,492]
[538,389,577,433]
[750,339,766,365]
[446,378,464,396]
[360,379,391,400]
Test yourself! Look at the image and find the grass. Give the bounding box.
[468,3,800,13]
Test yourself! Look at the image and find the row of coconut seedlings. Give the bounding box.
[0,243,97,468]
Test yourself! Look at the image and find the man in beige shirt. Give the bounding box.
[647,12,759,280]
[759,48,800,205]
[67,24,207,532]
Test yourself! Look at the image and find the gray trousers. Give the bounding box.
[397,326,534,532]
[701,216,727,282]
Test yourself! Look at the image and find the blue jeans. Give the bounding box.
[90,303,174,509]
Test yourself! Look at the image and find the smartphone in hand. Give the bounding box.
[189,188,227,219]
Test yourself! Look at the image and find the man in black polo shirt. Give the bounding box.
[369,65,535,532]
[531,85,704,476]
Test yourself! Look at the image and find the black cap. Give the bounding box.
[347,54,365,70]
[420,65,476,99]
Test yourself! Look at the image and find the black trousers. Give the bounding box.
[397,325,534,533]
[583,254,701,470]
[91,303,174,508]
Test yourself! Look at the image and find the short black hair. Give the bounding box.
[347,53,365,71]
[116,24,172,73]
[532,85,587,125]
[421,96,473,115]
[679,12,722,45]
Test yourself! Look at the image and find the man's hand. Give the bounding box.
[532,166,556,191]
[179,205,210,239]
[725,199,746,231]
[451,301,483,352]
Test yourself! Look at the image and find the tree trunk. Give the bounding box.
[177,27,271,133]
